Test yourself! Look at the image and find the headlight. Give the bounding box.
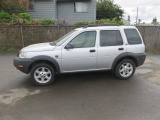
[19,52,26,58]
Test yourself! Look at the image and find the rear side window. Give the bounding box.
[124,29,142,45]
[100,30,123,46]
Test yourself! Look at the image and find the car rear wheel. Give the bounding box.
[30,63,55,86]
[115,59,135,80]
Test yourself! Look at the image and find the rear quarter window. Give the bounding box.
[124,29,142,45]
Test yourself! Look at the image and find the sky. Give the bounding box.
[114,0,160,24]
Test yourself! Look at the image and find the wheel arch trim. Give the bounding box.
[31,56,60,74]
[111,52,138,71]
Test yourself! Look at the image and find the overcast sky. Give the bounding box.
[114,0,160,24]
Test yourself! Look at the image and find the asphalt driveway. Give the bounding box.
[0,52,160,120]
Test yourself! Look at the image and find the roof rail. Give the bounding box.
[83,24,119,28]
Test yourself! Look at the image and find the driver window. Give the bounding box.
[69,31,96,48]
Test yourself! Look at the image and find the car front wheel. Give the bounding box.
[115,59,136,80]
[30,63,55,86]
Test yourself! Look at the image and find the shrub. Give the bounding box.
[73,19,124,26]
[11,14,24,25]
[74,20,91,26]
[11,13,32,25]
[55,19,69,26]
[94,18,117,24]
[0,0,29,14]
[0,46,15,51]
[18,13,31,21]
[95,18,124,25]
[31,19,41,25]
[0,11,12,21]
[41,18,54,25]
[117,20,124,25]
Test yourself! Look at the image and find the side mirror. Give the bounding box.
[65,43,74,49]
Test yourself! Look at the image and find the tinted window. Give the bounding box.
[69,31,96,48]
[124,29,142,44]
[100,30,123,46]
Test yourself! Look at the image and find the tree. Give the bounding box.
[96,0,124,20]
[138,19,141,24]
[152,17,158,25]
[127,15,130,22]
[0,0,29,14]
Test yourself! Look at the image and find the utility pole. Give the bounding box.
[136,7,138,25]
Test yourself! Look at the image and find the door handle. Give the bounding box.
[118,48,124,50]
[90,49,96,52]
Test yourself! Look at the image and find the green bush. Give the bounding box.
[18,13,31,21]
[74,20,91,26]
[117,20,124,25]
[41,18,54,25]
[31,19,41,25]
[0,46,15,51]
[93,19,111,24]
[0,11,12,21]
[94,18,124,25]
[74,19,124,26]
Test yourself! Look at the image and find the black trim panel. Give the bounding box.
[13,57,33,74]
[13,56,61,74]
[111,52,128,70]
[133,53,146,66]
[111,52,146,70]
[32,56,60,74]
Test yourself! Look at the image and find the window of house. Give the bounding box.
[100,30,123,46]
[28,0,35,11]
[68,31,96,48]
[124,29,142,45]
[75,2,88,13]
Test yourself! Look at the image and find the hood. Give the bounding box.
[21,42,56,52]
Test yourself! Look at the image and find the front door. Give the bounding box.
[61,31,97,72]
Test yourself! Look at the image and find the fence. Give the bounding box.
[0,25,78,49]
[136,26,160,52]
[0,25,160,52]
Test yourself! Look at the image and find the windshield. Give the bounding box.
[52,30,77,46]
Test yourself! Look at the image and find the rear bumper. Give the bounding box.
[13,57,34,74]
[135,53,146,67]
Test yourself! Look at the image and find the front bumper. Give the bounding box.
[13,57,34,74]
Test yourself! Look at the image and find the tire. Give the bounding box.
[30,63,55,86]
[115,59,136,80]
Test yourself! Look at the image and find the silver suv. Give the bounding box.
[14,25,146,86]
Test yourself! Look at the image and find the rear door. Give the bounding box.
[97,29,126,69]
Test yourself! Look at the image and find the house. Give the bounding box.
[28,0,96,24]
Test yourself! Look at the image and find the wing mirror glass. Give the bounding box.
[65,43,74,49]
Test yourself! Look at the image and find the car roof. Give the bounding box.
[75,26,137,31]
